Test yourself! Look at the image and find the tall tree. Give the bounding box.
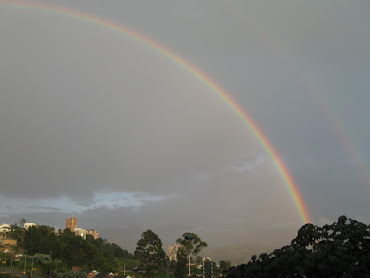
[176,233,207,277]
[174,247,188,278]
[176,233,207,257]
[135,229,166,275]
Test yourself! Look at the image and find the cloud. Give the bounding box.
[0,192,173,217]
[231,154,265,173]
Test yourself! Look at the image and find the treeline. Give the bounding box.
[4,224,226,277]
[20,226,134,272]
[226,216,370,277]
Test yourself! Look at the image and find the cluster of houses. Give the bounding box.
[0,216,99,252]
[87,270,131,278]
[0,223,18,255]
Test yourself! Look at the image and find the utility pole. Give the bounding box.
[188,254,191,277]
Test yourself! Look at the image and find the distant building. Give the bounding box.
[66,216,99,240]
[0,238,17,246]
[168,243,182,262]
[87,230,99,240]
[0,224,11,233]
[66,216,78,232]
[24,223,37,230]
[74,228,88,240]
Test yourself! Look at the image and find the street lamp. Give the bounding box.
[24,248,32,277]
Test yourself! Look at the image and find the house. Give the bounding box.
[86,271,128,278]
[24,223,37,230]
[93,272,115,278]
[0,224,11,233]
[0,238,17,246]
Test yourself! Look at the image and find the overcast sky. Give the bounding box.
[0,0,369,263]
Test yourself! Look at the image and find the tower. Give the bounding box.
[66,215,77,232]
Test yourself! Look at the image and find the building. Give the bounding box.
[168,244,182,262]
[24,223,37,230]
[74,228,88,240]
[87,230,99,240]
[0,238,17,246]
[65,216,99,240]
[66,216,77,232]
[0,224,11,233]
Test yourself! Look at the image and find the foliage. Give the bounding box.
[135,230,166,276]
[176,233,207,257]
[19,225,133,273]
[8,223,24,246]
[226,216,370,277]
[174,247,187,278]
[219,260,232,276]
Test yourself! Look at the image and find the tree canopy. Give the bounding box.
[21,225,130,273]
[226,216,370,277]
[135,229,166,275]
[176,232,207,257]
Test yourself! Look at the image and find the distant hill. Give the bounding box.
[202,243,274,265]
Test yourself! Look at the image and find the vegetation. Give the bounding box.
[3,215,368,277]
[135,229,166,276]
[226,216,370,277]
[173,247,187,278]
[176,233,207,257]
[3,225,135,274]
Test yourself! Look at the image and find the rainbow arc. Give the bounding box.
[0,0,312,224]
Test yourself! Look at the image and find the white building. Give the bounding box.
[0,224,11,233]
[74,228,88,239]
[24,223,37,230]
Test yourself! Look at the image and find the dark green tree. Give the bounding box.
[225,216,370,278]
[219,260,232,276]
[176,233,207,257]
[174,247,188,278]
[135,229,166,276]
[23,225,42,254]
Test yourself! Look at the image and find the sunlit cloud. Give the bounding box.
[0,192,173,217]
[231,154,265,173]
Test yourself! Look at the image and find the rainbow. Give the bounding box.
[0,0,312,223]
[225,3,370,189]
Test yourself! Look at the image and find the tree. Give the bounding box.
[225,216,370,278]
[176,233,207,277]
[19,219,26,227]
[135,229,166,275]
[176,233,207,257]
[219,260,232,276]
[174,247,188,278]
[23,225,42,254]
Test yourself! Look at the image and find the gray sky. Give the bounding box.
[0,0,369,263]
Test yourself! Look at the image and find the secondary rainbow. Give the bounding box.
[228,4,370,190]
[0,0,312,224]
